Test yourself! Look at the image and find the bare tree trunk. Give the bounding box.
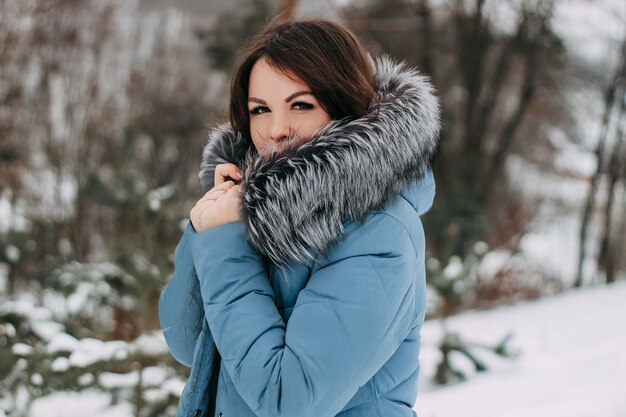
[599,85,626,283]
[458,0,488,156]
[472,10,529,152]
[576,42,626,287]
[280,0,298,20]
[610,164,626,283]
[476,50,537,202]
[415,0,433,77]
[6,265,17,296]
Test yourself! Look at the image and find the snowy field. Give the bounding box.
[24,281,626,417]
[415,281,626,417]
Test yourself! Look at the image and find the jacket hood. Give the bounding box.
[402,169,436,216]
[198,55,440,266]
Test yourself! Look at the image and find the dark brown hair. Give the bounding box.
[229,18,376,139]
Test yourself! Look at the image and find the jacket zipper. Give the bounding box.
[207,348,221,417]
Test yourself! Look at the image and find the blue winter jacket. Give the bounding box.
[159,55,440,417]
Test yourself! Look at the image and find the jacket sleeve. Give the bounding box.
[158,220,206,367]
[189,213,419,417]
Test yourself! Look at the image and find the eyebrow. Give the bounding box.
[248,91,314,105]
[285,91,313,102]
[248,97,267,105]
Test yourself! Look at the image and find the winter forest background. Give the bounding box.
[1,0,625,416]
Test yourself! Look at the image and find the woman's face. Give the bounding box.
[248,56,332,156]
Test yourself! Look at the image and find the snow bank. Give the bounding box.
[415,282,626,417]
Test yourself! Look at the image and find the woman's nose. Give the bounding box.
[269,115,290,141]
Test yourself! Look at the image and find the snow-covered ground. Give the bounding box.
[24,281,626,417]
[415,281,626,417]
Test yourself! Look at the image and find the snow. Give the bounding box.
[1,296,67,342]
[142,366,168,386]
[46,332,80,354]
[68,338,129,368]
[162,377,186,397]
[553,146,597,178]
[479,249,511,278]
[30,373,43,386]
[66,282,93,314]
[415,281,626,417]
[20,281,625,417]
[0,322,15,338]
[443,256,463,279]
[99,371,139,389]
[142,388,167,403]
[0,263,8,295]
[30,321,64,342]
[519,223,580,285]
[50,357,70,373]
[29,391,133,417]
[78,373,95,386]
[4,245,19,263]
[11,343,34,356]
[473,241,488,256]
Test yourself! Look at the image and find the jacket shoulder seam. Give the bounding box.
[369,211,417,254]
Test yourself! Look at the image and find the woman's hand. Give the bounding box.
[190,164,244,232]
[215,163,243,186]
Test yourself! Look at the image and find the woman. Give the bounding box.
[159,17,440,417]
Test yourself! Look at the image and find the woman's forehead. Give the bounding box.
[249,57,308,96]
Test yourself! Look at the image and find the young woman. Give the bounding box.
[159,17,440,417]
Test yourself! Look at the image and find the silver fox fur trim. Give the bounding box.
[198,55,441,266]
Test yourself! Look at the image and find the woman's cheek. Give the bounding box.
[249,121,261,142]
[249,125,270,155]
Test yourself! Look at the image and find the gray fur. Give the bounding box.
[198,55,441,266]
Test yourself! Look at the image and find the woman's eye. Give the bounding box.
[250,106,269,115]
[292,102,313,110]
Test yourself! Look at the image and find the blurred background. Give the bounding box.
[0,0,624,416]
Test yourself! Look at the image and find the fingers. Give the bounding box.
[194,187,229,215]
[199,181,235,202]
[195,181,240,218]
[200,184,242,208]
[202,184,241,205]
[224,184,244,204]
[226,184,243,195]
[192,184,243,231]
[214,163,243,186]
[214,180,237,191]
[202,186,230,201]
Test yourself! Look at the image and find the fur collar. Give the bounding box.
[198,55,440,266]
